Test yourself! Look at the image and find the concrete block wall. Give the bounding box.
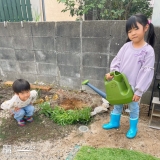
[0,21,160,104]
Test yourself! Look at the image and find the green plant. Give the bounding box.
[32,8,41,22]
[39,102,91,125]
[0,95,3,98]
[39,101,53,117]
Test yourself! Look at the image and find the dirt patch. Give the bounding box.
[60,98,88,110]
[0,82,100,145]
[0,81,160,160]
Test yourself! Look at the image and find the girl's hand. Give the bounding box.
[132,95,141,102]
[105,73,113,80]
[14,107,20,112]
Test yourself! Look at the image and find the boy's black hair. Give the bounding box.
[126,13,156,47]
[12,79,30,93]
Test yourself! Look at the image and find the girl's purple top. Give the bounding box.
[110,41,155,97]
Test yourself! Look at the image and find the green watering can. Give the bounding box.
[82,71,134,105]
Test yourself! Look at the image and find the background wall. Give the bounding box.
[45,0,77,21]
[0,21,160,104]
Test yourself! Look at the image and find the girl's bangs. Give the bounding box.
[126,16,138,33]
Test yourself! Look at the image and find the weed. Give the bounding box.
[32,8,41,22]
[0,95,3,99]
[39,102,91,125]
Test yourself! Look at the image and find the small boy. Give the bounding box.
[1,79,38,126]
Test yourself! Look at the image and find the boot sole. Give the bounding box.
[102,126,119,130]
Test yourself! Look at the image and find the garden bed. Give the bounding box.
[0,81,160,159]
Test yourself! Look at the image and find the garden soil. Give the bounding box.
[0,81,160,160]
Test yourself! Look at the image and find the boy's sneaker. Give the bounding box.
[18,119,25,127]
[24,116,33,122]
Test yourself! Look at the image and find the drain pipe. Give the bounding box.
[42,0,46,21]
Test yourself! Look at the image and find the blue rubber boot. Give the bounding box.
[126,118,138,139]
[102,113,121,130]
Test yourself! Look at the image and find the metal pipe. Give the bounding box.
[41,0,46,21]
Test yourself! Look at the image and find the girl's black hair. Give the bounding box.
[12,79,30,93]
[126,13,156,47]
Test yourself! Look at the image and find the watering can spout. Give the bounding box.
[82,80,106,99]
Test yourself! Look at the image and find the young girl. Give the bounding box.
[1,79,37,126]
[103,13,156,139]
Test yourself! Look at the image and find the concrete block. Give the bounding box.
[141,91,152,104]
[110,38,125,55]
[35,50,56,63]
[0,60,19,72]
[13,37,33,50]
[37,75,57,84]
[0,67,2,77]
[154,44,160,55]
[155,27,160,38]
[154,41,160,47]
[82,53,108,67]
[82,21,111,37]
[154,51,160,63]
[56,22,80,37]
[1,71,19,81]
[18,73,37,83]
[121,27,127,40]
[110,21,126,38]
[33,37,55,51]
[147,80,154,92]
[37,63,57,75]
[15,50,35,61]
[0,23,11,36]
[60,76,81,89]
[57,53,80,66]
[154,45,160,57]
[31,22,55,37]
[19,62,37,74]
[0,48,16,60]
[56,37,80,53]
[108,54,116,68]
[8,22,32,37]
[0,37,13,48]
[58,65,80,78]
[82,38,109,53]
[82,66,107,80]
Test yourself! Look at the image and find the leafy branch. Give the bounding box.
[57,0,152,20]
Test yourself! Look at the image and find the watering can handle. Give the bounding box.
[109,71,131,90]
[104,71,115,81]
[110,72,115,76]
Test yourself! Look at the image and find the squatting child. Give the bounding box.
[103,13,156,139]
[1,79,37,126]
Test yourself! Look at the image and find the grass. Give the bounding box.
[74,146,160,160]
